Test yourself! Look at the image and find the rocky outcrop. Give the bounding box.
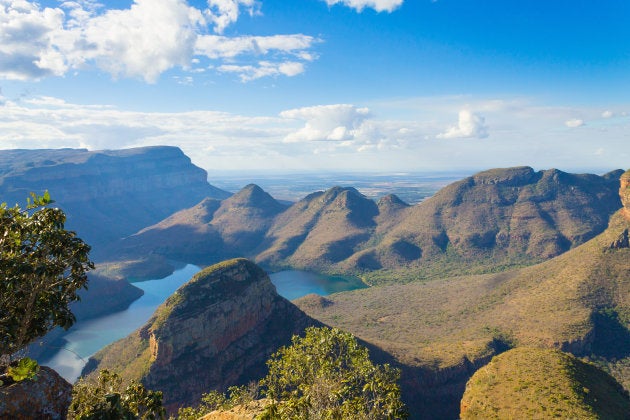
[84,259,318,412]
[0,366,72,419]
[621,170,630,221]
[609,229,629,249]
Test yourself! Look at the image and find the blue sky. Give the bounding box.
[1,0,629,173]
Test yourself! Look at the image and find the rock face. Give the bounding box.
[0,146,230,255]
[84,259,318,411]
[621,169,630,221]
[0,366,72,419]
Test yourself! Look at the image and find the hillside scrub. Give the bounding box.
[460,347,630,419]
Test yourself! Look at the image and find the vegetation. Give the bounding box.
[175,384,260,419]
[0,192,93,361]
[460,347,630,419]
[260,326,407,419]
[69,370,165,420]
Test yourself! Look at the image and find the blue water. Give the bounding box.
[40,266,365,382]
[270,270,367,301]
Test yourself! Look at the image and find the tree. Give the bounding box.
[260,326,408,419]
[0,192,93,361]
[69,370,165,420]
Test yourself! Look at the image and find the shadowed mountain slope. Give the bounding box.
[345,167,623,282]
[82,259,318,412]
[256,186,379,269]
[294,170,630,418]
[0,147,230,256]
[460,347,630,419]
[107,184,288,275]
[106,167,623,285]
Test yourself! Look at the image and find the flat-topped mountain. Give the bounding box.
[0,147,230,255]
[294,170,630,418]
[83,259,318,411]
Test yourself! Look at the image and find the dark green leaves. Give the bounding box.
[1,193,93,359]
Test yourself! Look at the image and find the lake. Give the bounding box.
[40,265,366,382]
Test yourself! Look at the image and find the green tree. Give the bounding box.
[69,370,165,420]
[0,192,93,360]
[260,326,407,419]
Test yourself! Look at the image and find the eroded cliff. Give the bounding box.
[83,259,318,411]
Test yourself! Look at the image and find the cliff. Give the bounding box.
[621,169,630,221]
[83,259,318,411]
[0,146,230,256]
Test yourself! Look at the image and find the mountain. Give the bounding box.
[460,347,630,419]
[109,184,287,276]
[345,167,624,282]
[294,169,630,418]
[82,259,318,412]
[0,147,230,257]
[106,166,623,284]
[256,186,379,269]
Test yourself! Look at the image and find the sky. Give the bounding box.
[1,0,630,174]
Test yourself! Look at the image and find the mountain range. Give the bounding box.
[108,165,624,285]
[4,147,629,419]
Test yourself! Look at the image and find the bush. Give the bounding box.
[260,326,407,419]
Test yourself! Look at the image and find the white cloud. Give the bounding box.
[602,110,614,119]
[323,0,403,13]
[195,34,319,59]
[280,104,371,142]
[205,0,259,34]
[3,94,630,172]
[565,118,584,128]
[0,0,318,82]
[437,109,489,139]
[218,61,305,81]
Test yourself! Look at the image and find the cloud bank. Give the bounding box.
[0,0,318,82]
[1,94,628,171]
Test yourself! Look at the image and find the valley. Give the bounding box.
[1,147,629,419]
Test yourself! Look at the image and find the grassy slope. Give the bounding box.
[460,347,630,419]
[295,210,630,416]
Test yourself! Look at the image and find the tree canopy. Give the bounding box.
[0,192,93,360]
[261,326,407,419]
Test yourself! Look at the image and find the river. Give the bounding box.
[39,265,366,382]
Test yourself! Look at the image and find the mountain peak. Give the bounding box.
[377,193,409,209]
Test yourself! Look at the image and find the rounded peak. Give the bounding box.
[377,194,409,209]
[461,347,630,419]
[225,184,284,211]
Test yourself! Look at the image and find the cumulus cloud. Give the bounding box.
[437,109,489,139]
[565,118,584,128]
[601,110,614,119]
[323,0,403,12]
[280,104,372,142]
[0,0,318,82]
[205,0,259,34]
